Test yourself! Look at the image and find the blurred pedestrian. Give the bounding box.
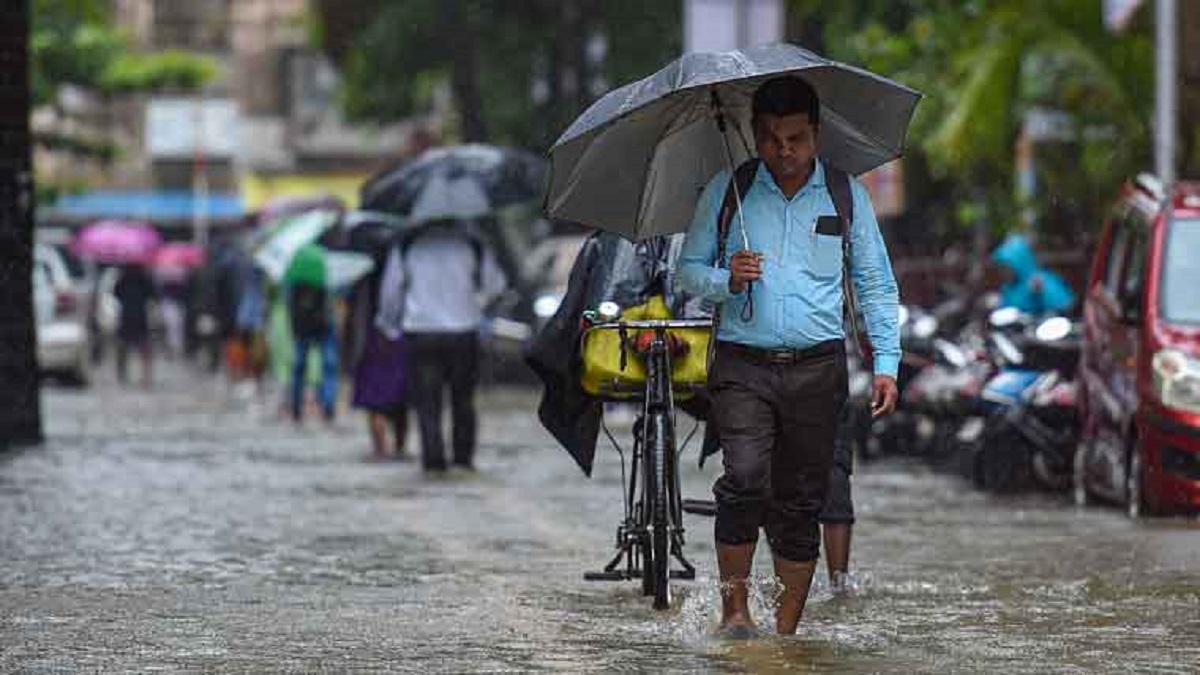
[288,277,338,425]
[991,234,1075,316]
[820,405,857,593]
[233,265,269,391]
[353,328,410,460]
[158,277,189,359]
[190,263,224,372]
[376,222,506,473]
[113,263,155,387]
[350,264,410,461]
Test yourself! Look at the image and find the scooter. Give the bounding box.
[962,311,1082,492]
[857,296,979,461]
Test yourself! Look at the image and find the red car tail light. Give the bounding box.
[54,290,77,317]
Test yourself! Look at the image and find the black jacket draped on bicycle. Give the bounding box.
[524,231,717,476]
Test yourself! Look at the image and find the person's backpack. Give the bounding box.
[289,282,329,339]
[714,158,871,367]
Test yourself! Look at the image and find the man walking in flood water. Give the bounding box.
[678,76,900,636]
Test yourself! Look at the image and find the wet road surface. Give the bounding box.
[3,364,1200,673]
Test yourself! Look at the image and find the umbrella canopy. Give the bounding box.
[545,42,922,241]
[360,144,546,221]
[280,244,374,290]
[320,209,409,256]
[252,208,341,282]
[71,219,162,265]
[322,250,375,289]
[150,242,206,282]
[154,242,205,267]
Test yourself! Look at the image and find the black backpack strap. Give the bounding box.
[716,158,760,269]
[825,164,854,233]
[824,164,871,368]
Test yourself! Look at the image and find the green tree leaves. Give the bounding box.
[32,0,218,106]
[327,1,681,149]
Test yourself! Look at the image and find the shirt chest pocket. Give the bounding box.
[808,215,843,279]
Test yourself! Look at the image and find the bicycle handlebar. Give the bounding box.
[583,318,714,333]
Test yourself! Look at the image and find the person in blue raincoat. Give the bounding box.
[991,234,1075,316]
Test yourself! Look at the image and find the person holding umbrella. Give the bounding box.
[286,244,341,425]
[375,221,507,473]
[364,145,539,473]
[545,42,917,629]
[113,262,157,387]
[677,76,900,636]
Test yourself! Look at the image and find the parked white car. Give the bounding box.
[34,243,91,385]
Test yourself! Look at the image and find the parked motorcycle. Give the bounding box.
[854,296,980,461]
[961,311,1082,492]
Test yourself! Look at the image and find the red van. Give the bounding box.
[1076,174,1200,517]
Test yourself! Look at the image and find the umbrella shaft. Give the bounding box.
[712,91,755,322]
[713,95,751,251]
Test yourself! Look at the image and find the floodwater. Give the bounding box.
[3,364,1200,673]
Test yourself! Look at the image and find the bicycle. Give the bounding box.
[580,316,711,610]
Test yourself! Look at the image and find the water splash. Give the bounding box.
[668,573,789,644]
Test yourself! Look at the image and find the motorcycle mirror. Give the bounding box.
[1034,316,1072,342]
[534,294,562,318]
[913,315,939,340]
[989,306,1021,328]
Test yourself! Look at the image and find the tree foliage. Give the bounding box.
[791,0,1156,242]
[328,0,1168,243]
[323,1,680,149]
[31,0,125,105]
[32,0,218,107]
[99,49,220,94]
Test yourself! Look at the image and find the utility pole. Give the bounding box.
[1156,0,1177,200]
[684,0,783,54]
[193,101,209,248]
[0,0,43,446]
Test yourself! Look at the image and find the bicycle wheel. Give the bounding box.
[645,409,672,610]
[633,417,654,598]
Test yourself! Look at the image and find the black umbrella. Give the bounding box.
[545,42,922,241]
[361,144,547,221]
[319,210,407,257]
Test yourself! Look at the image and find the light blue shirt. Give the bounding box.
[677,159,901,378]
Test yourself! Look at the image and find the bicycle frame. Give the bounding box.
[583,319,707,608]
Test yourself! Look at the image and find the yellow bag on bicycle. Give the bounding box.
[579,295,711,400]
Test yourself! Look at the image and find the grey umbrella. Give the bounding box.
[361,144,546,221]
[545,42,922,242]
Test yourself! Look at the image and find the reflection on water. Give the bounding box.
[2,367,1200,672]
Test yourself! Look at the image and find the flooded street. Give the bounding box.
[4,366,1200,673]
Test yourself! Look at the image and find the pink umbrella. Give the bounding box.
[151,242,207,282]
[71,220,162,265]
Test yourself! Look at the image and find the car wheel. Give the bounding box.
[69,367,90,388]
[66,351,91,388]
[1073,441,1091,508]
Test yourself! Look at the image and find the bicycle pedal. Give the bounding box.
[584,570,633,581]
[682,498,717,517]
[670,569,696,580]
